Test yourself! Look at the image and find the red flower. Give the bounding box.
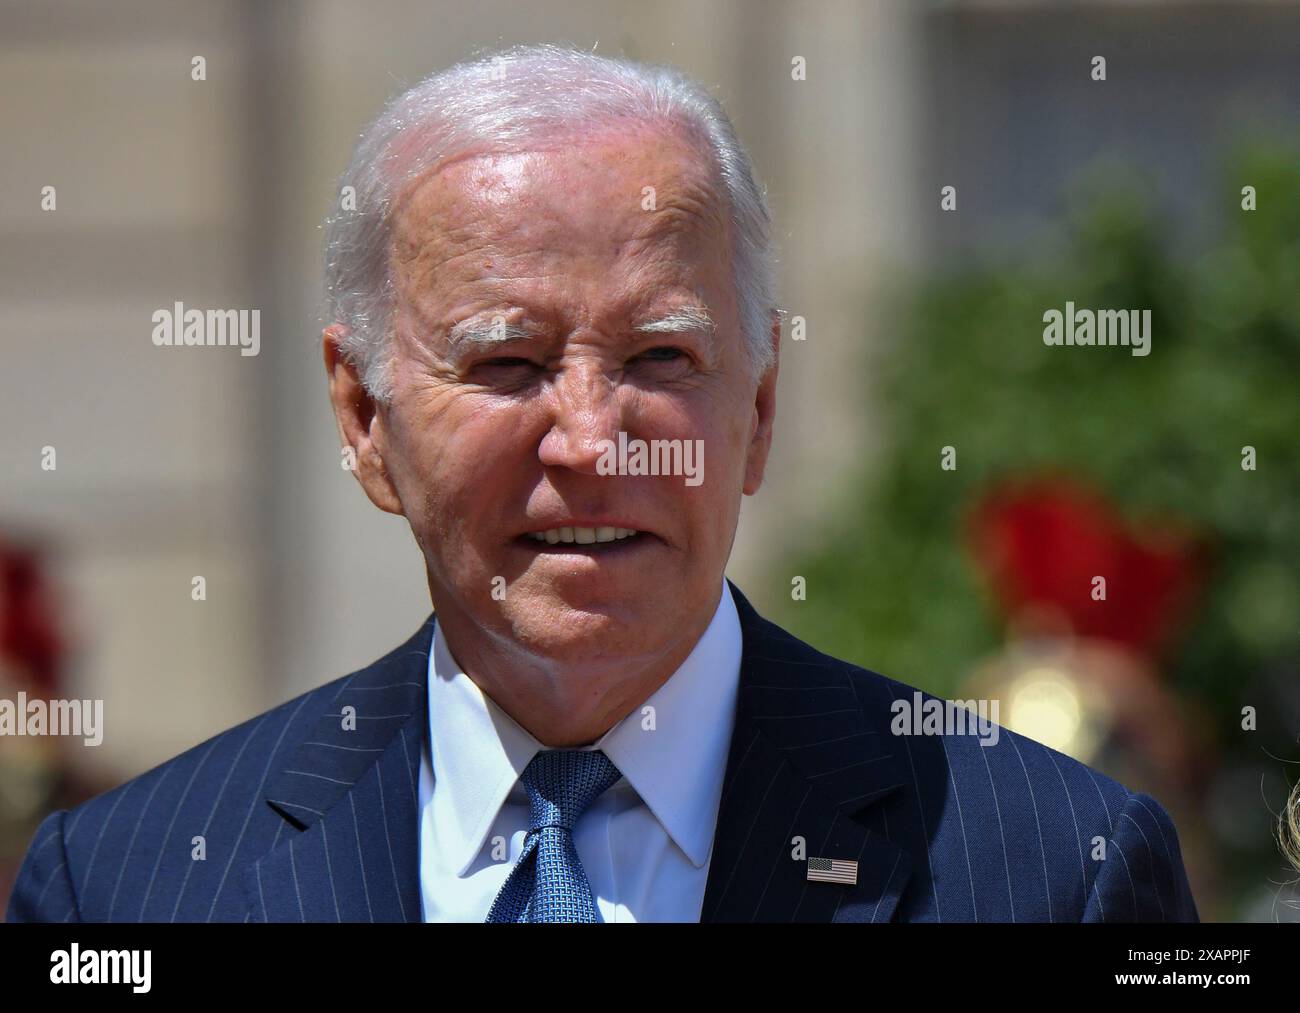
[0,540,65,692]
[968,479,1203,659]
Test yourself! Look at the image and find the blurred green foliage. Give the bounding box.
[774,145,1300,720]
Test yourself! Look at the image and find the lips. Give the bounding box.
[518,517,656,537]
[526,526,639,545]
[513,519,660,553]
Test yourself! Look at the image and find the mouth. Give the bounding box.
[512,525,659,555]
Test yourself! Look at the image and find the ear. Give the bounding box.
[323,324,405,516]
[742,309,780,496]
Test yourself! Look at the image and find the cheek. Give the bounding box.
[383,405,464,520]
[693,389,751,470]
[394,377,498,464]
[405,398,535,532]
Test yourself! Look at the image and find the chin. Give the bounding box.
[504,593,662,653]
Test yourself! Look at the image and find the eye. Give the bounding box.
[636,346,687,362]
[469,356,542,386]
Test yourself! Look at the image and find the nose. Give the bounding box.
[536,358,626,475]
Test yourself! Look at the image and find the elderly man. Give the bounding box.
[8,44,1196,923]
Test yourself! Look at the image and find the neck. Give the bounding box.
[432,594,720,748]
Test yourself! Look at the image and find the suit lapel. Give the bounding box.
[244,583,913,923]
[701,581,913,922]
[246,614,435,922]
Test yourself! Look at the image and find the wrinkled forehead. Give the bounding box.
[386,123,732,282]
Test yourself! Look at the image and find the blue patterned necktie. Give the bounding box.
[486,748,623,923]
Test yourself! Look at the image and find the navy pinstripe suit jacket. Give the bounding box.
[6,580,1198,923]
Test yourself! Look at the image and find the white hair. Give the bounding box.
[322,43,778,403]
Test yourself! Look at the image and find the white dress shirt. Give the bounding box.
[418,580,742,922]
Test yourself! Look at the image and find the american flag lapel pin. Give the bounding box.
[807,856,858,886]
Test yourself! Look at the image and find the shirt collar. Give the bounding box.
[427,580,743,876]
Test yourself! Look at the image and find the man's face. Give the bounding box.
[334,124,776,672]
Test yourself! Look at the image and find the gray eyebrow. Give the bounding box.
[633,306,715,335]
[445,318,535,353]
[445,304,715,353]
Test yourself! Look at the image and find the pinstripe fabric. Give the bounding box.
[5,619,432,924]
[699,585,1199,923]
[4,581,1198,923]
